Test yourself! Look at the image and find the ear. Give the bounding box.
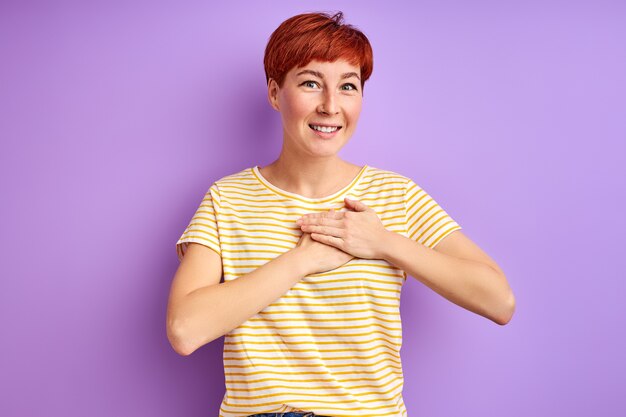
[267,78,280,111]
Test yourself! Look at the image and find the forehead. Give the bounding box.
[290,58,360,78]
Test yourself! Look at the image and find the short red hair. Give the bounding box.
[264,11,374,94]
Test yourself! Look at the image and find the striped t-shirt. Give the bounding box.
[176,164,462,417]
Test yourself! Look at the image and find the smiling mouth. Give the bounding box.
[309,124,342,133]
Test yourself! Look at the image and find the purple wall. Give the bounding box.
[1,1,624,416]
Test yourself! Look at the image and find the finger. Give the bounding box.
[310,232,345,250]
[298,209,343,224]
[310,209,343,220]
[301,223,345,238]
[301,216,344,229]
[345,198,372,212]
[327,209,344,219]
[304,212,322,221]
[297,212,315,224]
[315,209,343,219]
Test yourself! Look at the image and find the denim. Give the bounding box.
[247,413,331,417]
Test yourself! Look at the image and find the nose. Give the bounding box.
[317,89,339,115]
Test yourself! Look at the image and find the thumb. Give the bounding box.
[344,197,370,212]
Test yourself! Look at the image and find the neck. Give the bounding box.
[262,150,359,199]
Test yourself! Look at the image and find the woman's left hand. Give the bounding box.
[295,197,391,260]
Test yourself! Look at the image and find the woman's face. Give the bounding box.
[268,58,363,159]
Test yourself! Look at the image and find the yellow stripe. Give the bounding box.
[225,337,400,348]
[248,307,402,319]
[226,380,404,400]
[222,387,403,409]
[224,342,399,352]
[225,369,401,380]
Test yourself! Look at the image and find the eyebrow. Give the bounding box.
[296,69,361,81]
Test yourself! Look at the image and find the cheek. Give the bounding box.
[281,92,310,120]
[346,103,362,126]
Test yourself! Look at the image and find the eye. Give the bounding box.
[342,83,358,91]
[301,80,320,88]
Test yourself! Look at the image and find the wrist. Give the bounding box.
[378,229,398,261]
[287,246,314,277]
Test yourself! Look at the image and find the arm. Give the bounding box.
[167,243,311,356]
[380,230,515,325]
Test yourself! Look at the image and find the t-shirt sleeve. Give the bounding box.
[176,182,222,262]
[404,178,462,249]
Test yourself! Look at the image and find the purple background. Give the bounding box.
[1,1,624,416]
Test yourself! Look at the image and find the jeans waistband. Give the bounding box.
[247,413,326,417]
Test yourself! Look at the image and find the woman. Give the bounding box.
[168,11,515,417]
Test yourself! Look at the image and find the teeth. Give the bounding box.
[311,125,339,133]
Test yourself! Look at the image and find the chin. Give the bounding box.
[308,144,347,156]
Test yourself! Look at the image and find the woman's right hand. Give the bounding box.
[294,230,354,275]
